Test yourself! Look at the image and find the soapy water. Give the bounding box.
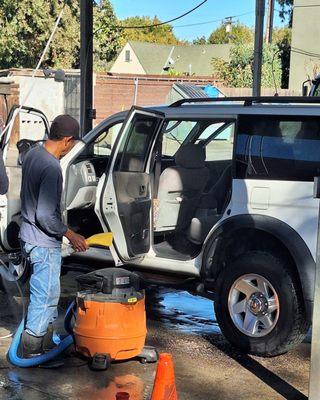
[145,287,221,335]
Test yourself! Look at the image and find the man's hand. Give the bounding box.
[65,229,89,252]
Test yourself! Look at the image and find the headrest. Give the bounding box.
[175,143,206,169]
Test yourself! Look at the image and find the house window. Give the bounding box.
[125,50,131,62]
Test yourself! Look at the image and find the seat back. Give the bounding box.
[154,144,209,232]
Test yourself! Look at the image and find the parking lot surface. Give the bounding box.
[0,265,311,400]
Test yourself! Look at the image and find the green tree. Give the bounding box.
[273,27,292,88]
[212,43,282,88]
[193,36,207,45]
[93,0,121,71]
[0,0,80,69]
[118,16,180,47]
[277,0,293,26]
[208,22,253,44]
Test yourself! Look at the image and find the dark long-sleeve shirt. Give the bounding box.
[20,146,67,248]
[0,150,9,195]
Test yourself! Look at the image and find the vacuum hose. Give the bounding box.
[7,301,75,368]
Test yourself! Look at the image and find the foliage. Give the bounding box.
[277,0,293,26]
[272,27,292,88]
[208,22,253,45]
[211,43,282,89]
[118,16,180,48]
[0,0,80,69]
[193,36,207,45]
[93,0,121,71]
[0,0,122,71]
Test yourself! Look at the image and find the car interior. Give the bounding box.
[64,118,234,261]
[152,119,235,261]
[65,124,120,239]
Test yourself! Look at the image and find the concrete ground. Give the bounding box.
[0,264,311,400]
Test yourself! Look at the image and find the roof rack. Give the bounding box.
[169,96,320,107]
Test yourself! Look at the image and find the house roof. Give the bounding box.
[128,41,231,76]
[172,82,209,98]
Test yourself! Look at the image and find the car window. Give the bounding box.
[196,122,225,141]
[115,114,162,172]
[93,123,122,156]
[236,115,320,181]
[200,123,234,162]
[162,121,197,157]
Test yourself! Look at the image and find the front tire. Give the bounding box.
[214,251,309,357]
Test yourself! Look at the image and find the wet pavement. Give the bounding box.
[0,265,311,400]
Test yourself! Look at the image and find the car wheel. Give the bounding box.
[0,252,30,290]
[214,251,309,357]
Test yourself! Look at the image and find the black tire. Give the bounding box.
[0,254,30,293]
[214,251,309,357]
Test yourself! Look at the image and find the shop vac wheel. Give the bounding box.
[138,346,158,364]
[91,353,111,370]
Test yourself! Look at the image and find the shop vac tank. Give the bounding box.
[73,268,157,370]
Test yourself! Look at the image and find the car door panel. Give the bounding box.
[204,160,232,191]
[96,107,165,262]
[113,171,150,256]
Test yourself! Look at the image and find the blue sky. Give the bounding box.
[110,0,286,42]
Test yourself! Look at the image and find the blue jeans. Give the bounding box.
[22,242,62,337]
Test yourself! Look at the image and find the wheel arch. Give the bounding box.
[201,214,315,320]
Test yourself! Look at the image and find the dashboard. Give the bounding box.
[66,160,98,210]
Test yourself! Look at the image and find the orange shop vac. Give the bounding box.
[71,267,158,370]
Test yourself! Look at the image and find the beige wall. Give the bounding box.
[289,1,320,91]
[110,43,146,75]
[13,75,64,140]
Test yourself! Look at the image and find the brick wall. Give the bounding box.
[94,73,220,125]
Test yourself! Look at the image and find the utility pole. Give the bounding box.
[265,0,275,43]
[253,0,265,97]
[80,0,95,137]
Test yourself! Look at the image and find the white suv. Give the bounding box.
[2,97,320,357]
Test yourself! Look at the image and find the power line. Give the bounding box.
[291,47,320,58]
[172,7,281,29]
[294,4,320,8]
[116,0,207,30]
[172,11,254,28]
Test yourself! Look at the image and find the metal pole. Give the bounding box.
[253,0,265,97]
[80,0,94,136]
[309,178,320,399]
[265,0,275,43]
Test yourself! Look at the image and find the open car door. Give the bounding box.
[0,106,49,251]
[95,107,165,262]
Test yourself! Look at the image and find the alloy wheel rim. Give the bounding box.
[228,273,280,338]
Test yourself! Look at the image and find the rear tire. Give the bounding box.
[214,251,309,357]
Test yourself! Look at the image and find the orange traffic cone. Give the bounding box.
[151,353,178,400]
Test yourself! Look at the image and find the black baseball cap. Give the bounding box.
[49,115,80,140]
